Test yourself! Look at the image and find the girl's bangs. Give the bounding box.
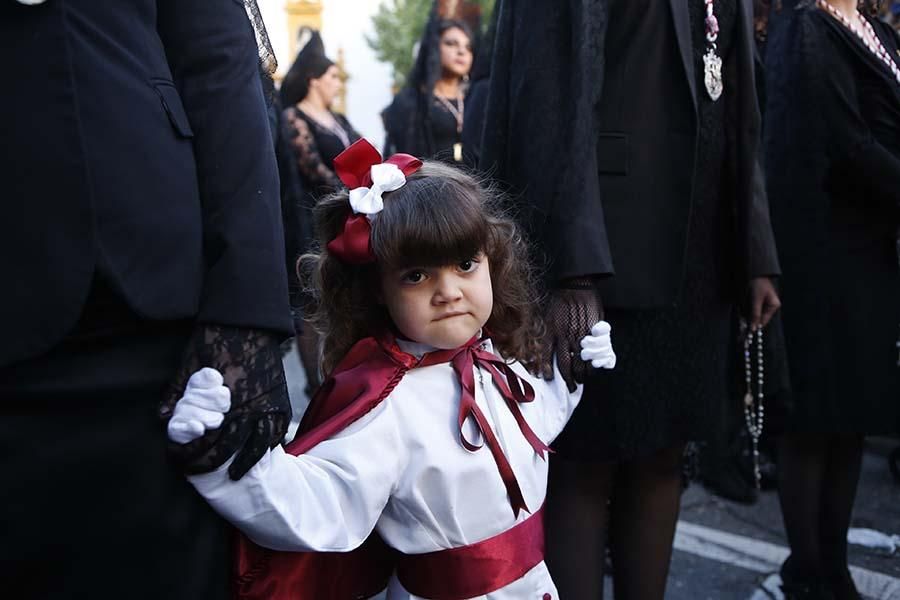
[372,177,488,269]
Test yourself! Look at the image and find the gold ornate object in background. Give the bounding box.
[285,0,323,56]
[333,46,349,115]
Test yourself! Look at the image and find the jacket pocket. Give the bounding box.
[152,80,194,139]
[596,132,628,175]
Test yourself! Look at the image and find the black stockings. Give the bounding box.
[777,433,864,600]
[545,445,685,600]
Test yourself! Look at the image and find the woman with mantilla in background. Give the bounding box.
[280,27,361,396]
[382,0,477,163]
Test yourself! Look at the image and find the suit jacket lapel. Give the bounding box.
[670,0,698,109]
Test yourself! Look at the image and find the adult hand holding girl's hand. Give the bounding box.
[542,283,604,391]
[167,368,231,444]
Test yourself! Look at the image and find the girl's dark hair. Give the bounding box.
[300,161,545,374]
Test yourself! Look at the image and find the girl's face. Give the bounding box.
[309,65,342,106]
[380,253,493,349]
[439,27,473,80]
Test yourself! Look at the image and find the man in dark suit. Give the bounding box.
[483,0,782,597]
[0,2,293,597]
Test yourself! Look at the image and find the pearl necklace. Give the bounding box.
[817,0,900,86]
[743,325,765,490]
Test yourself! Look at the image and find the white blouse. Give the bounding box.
[188,338,582,600]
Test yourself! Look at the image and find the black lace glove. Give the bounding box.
[542,280,604,392]
[160,324,291,480]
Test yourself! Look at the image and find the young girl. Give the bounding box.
[167,139,616,600]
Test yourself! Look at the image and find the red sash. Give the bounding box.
[396,504,546,600]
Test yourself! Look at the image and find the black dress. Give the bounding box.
[555,0,739,461]
[763,5,900,435]
[281,106,360,307]
[382,88,464,161]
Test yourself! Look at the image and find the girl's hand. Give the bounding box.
[579,321,616,369]
[167,368,232,444]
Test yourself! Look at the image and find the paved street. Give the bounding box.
[283,343,900,599]
[669,440,899,600]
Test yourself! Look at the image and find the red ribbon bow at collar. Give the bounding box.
[419,338,552,517]
[326,139,422,265]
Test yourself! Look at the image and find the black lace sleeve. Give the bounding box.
[161,324,292,480]
[283,108,342,191]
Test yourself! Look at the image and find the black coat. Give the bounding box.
[0,0,292,367]
[481,0,781,307]
[763,5,900,432]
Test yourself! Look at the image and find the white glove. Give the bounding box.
[579,321,616,369]
[167,367,232,444]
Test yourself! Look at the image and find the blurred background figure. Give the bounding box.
[382,1,477,161]
[762,1,900,598]
[279,27,361,396]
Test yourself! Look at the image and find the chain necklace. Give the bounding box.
[817,0,900,85]
[298,102,352,148]
[703,0,724,101]
[434,93,465,162]
[743,325,765,490]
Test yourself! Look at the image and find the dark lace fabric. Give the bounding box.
[554,0,739,461]
[542,286,604,389]
[282,106,360,197]
[160,324,291,480]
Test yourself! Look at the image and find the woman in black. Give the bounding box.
[763,2,900,598]
[483,1,782,598]
[280,28,361,392]
[382,16,474,162]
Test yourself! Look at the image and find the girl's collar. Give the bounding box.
[394,330,491,359]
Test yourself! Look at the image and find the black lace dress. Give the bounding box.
[282,106,360,198]
[281,106,360,307]
[555,0,739,461]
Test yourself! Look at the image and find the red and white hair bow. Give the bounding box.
[326,139,422,265]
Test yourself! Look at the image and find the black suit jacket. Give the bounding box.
[1,0,292,367]
[482,0,781,308]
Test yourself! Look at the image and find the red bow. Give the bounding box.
[326,139,422,264]
[419,340,552,517]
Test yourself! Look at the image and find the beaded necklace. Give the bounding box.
[817,0,900,85]
[743,326,765,490]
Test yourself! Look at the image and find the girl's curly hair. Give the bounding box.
[299,161,546,375]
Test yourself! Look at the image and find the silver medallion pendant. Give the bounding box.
[703,48,724,101]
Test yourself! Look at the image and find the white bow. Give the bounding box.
[348,163,407,217]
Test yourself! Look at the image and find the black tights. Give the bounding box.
[777,433,864,600]
[545,444,685,600]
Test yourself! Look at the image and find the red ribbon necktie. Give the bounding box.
[419,339,551,517]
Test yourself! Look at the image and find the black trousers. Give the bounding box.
[0,286,229,599]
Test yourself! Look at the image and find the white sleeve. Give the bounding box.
[512,359,583,445]
[186,398,406,552]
